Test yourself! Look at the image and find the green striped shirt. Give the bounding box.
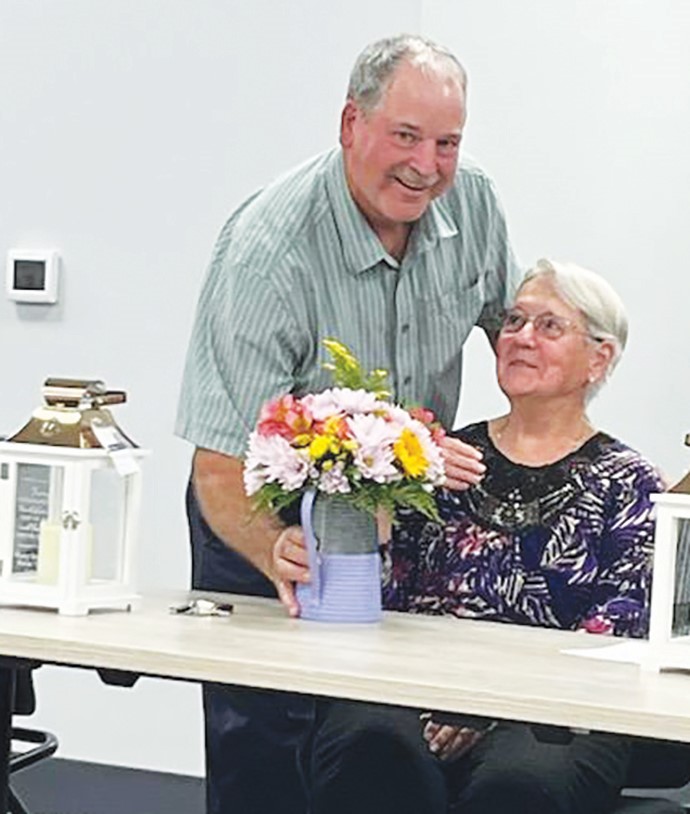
[176,148,521,457]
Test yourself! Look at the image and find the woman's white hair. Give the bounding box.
[521,258,628,398]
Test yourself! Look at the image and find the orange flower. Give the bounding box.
[257,395,313,441]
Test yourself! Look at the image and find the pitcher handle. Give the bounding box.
[300,489,321,605]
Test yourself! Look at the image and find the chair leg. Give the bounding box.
[9,729,58,773]
[0,669,15,814]
[8,786,30,814]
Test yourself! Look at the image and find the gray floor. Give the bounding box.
[11,758,205,814]
[10,756,690,814]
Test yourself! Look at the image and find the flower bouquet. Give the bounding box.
[243,339,446,622]
[244,339,446,521]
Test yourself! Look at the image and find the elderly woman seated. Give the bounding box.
[300,260,680,814]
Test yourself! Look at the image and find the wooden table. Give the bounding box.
[1,592,690,807]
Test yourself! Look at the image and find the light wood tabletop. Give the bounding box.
[0,592,689,743]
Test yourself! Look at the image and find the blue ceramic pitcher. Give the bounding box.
[295,490,382,623]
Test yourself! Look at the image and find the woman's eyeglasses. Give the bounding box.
[499,309,594,341]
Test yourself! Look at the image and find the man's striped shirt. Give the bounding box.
[176,148,521,457]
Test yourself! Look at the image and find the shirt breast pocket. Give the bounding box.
[429,277,486,332]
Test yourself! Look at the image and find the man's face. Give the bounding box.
[341,61,466,234]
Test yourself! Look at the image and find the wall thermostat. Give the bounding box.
[6,249,60,304]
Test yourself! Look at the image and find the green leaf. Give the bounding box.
[250,480,441,523]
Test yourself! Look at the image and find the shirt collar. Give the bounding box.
[416,193,458,247]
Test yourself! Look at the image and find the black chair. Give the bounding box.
[526,725,690,814]
[9,726,58,814]
[7,670,59,814]
[616,740,690,813]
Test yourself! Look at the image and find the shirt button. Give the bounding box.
[401,323,410,334]
[403,375,412,385]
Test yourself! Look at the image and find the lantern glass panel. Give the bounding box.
[87,466,126,584]
[673,518,690,637]
[13,462,63,582]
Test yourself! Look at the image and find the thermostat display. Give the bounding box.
[14,260,46,290]
[6,249,60,303]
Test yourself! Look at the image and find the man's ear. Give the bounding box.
[588,339,615,386]
[340,100,358,148]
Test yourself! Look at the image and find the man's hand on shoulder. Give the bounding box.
[439,436,486,491]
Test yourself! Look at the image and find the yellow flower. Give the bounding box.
[394,428,428,478]
[309,435,331,460]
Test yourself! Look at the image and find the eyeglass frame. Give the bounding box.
[496,308,604,342]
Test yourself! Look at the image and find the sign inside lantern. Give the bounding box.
[12,463,50,574]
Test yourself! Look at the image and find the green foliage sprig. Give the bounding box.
[322,338,391,400]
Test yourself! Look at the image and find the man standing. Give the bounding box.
[176,33,521,814]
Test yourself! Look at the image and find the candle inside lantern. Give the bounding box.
[36,519,93,584]
[37,521,61,584]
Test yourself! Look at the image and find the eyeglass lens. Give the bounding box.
[501,310,570,339]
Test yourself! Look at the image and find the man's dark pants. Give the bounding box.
[186,480,310,814]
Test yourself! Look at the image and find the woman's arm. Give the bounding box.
[581,457,664,638]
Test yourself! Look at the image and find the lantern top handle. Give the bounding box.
[42,378,126,409]
[7,377,136,449]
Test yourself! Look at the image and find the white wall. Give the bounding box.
[1,0,688,776]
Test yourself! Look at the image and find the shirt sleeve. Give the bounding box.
[475,176,524,338]
[175,254,304,458]
[580,457,665,638]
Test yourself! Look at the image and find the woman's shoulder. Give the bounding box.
[588,433,665,490]
[450,420,490,446]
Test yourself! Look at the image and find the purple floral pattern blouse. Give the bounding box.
[383,422,664,638]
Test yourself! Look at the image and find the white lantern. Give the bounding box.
[647,434,690,670]
[0,379,148,616]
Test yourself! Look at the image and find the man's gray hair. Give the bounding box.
[522,258,629,397]
[347,34,467,113]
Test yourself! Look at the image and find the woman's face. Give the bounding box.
[496,276,609,402]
